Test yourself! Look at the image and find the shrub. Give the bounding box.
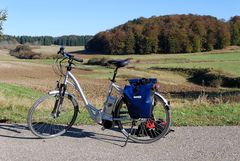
[9,45,42,59]
[209,78,223,88]
[150,67,240,88]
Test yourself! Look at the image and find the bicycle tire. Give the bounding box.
[114,92,171,144]
[27,91,78,139]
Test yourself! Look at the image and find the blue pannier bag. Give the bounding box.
[123,78,157,119]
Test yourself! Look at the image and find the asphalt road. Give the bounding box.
[0,124,239,161]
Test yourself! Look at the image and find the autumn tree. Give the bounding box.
[124,32,135,54]
[215,21,231,49]
[230,16,240,45]
[192,36,201,52]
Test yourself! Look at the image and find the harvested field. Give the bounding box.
[1,47,240,101]
[0,58,237,107]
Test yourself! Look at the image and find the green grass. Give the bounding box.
[73,51,240,83]
[0,104,94,124]
[72,51,240,76]
[0,83,43,122]
[133,52,240,76]
[1,98,239,126]
[172,103,240,126]
[0,82,42,99]
[0,105,29,123]
[0,82,94,124]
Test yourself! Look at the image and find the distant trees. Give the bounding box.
[14,36,53,45]
[87,14,238,54]
[12,35,92,46]
[0,10,7,38]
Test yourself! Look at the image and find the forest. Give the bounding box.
[1,35,92,46]
[86,14,240,54]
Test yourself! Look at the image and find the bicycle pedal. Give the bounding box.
[101,127,105,131]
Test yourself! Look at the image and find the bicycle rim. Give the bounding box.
[28,93,78,138]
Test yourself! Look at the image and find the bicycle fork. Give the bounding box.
[51,82,67,118]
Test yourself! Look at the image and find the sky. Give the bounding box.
[1,0,240,36]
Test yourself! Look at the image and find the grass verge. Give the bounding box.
[172,103,240,126]
[1,102,239,126]
[0,82,42,98]
[0,83,43,122]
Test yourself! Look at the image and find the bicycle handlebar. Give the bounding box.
[57,47,83,63]
[63,53,83,63]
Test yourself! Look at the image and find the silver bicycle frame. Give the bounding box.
[50,71,123,124]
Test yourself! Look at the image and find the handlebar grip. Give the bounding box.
[73,57,83,63]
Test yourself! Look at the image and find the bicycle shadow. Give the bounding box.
[0,123,132,146]
[80,127,134,147]
[0,123,36,139]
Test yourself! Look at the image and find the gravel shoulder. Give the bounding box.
[0,124,240,161]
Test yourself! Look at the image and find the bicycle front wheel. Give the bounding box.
[114,92,171,144]
[27,92,78,139]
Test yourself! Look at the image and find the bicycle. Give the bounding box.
[27,47,171,144]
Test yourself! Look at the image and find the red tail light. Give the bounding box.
[154,83,160,92]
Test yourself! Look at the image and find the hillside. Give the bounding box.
[86,14,240,54]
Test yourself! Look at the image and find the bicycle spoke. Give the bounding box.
[115,93,171,143]
[33,123,45,132]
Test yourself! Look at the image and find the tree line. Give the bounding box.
[0,10,7,38]
[86,14,240,54]
[2,35,92,46]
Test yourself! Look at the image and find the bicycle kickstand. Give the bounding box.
[122,121,134,147]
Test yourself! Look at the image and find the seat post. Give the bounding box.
[111,67,119,82]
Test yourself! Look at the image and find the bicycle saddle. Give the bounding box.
[108,59,129,68]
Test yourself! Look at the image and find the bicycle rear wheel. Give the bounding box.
[27,92,78,139]
[114,92,171,144]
